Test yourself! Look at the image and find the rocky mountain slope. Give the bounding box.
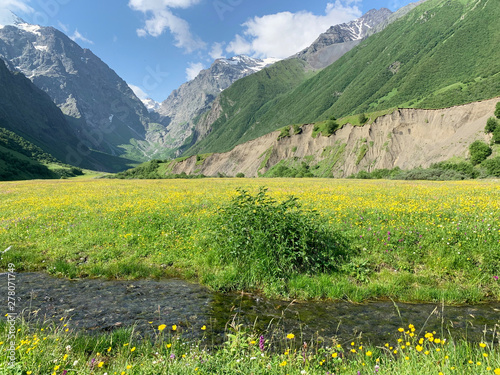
[0,58,135,173]
[0,15,154,162]
[155,55,278,156]
[0,58,81,162]
[165,98,499,178]
[294,8,392,70]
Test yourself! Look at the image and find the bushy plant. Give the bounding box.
[324,116,340,136]
[430,161,479,179]
[482,157,500,177]
[495,102,500,119]
[358,113,368,124]
[469,140,492,165]
[493,126,500,144]
[209,188,347,286]
[292,124,302,135]
[485,117,498,133]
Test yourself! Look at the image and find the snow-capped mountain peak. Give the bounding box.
[294,8,393,69]
[142,98,161,113]
[156,54,280,151]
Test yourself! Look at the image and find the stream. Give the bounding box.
[3,273,499,345]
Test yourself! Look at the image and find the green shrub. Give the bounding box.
[235,172,245,178]
[430,161,479,179]
[209,188,348,287]
[324,117,340,136]
[485,117,498,133]
[277,126,291,140]
[495,102,500,119]
[482,157,500,177]
[469,140,492,165]
[358,113,368,124]
[292,124,302,135]
[493,126,500,144]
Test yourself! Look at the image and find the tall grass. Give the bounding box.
[1,314,499,375]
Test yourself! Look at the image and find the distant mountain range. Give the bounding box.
[0,16,156,164]
[0,58,136,176]
[294,8,392,69]
[1,0,499,180]
[185,0,500,157]
[152,55,279,157]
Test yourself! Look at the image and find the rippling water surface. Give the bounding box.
[6,273,500,345]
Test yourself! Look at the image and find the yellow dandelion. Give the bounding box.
[158,324,166,331]
[286,333,295,339]
[279,360,287,367]
[201,325,206,331]
[366,351,372,357]
[98,362,104,368]
[479,343,486,348]
[332,352,338,358]
[131,347,136,352]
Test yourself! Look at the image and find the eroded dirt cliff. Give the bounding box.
[167,98,499,177]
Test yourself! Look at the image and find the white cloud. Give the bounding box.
[129,0,205,53]
[128,84,149,100]
[209,42,226,60]
[0,0,33,14]
[70,29,94,45]
[0,0,33,25]
[226,1,362,59]
[57,21,69,33]
[185,62,204,81]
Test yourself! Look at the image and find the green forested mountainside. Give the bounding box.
[0,145,57,181]
[187,0,500,155]
[0,127,59,164]
[186,59,308,155]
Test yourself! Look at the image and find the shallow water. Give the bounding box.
[4,273,500,345]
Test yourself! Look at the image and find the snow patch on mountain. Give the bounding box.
[142,98,160,113]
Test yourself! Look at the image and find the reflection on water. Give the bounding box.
[5,273,500,345]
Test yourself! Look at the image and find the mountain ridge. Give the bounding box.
[0,20,156,164]
[155,55,279,157]
[184,0,500,157]
[163,98,499,178]
[294,8,393,70]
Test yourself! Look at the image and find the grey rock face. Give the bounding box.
[294,8,393,69]
[157,55,278,153]
[0,21,152,158]
[367,0,430,37]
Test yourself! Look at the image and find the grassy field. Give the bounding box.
[1,317,499,374]
[0,178,499,303]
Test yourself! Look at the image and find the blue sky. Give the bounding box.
[1,0,417,103]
